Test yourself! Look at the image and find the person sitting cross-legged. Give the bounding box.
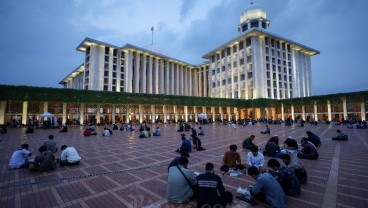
[153,127,161,136]
[9,144,32,169]
[192,136,205,151]
[280,154,307,184]
[247,145,265,171]
[197,163,233,208]
[260,125,271,134]
[242,135,257,149]
[198,127,205,136]
[331,129,348,141]
[166,157,197,203]
[32,145,56,172]
[297,138,319,160]
[247,166,286,208]
[220,144,245,173]
[306,131,321,147]
[44,135,58,153]
[58,145,81,166]
[168,151,190,172]
[267,159,301,196]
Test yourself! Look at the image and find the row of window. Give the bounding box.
[265,37,291,52]
[211,39,252,62]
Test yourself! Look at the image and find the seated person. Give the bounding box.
[247,145,264,170]
[9,144,32,169]
[306,131,321,146]
[220,144,245,173]
[242,135,257,149]
[139,130,150,138]
[184,123,191,131]
[260,125,271,134]
[176,134,192,153]
[167,151,190,172]
[112,123,118,130]
[283,136,298,150]
[32,145,56,172]
[102,127,111,136]
[332,129,348,140]
[269,135,279,145]
[190,128,197,138]
[297,138,319,160]
[84,128,91,136]
[25,126,34,133]
[197,163,233,208]
[192,136,205,151]
[59,126,68,132]
[59,145,81,166]
[267,159,301,196]
[177,124,184,132]
[166,157,197,203]
[198,127,204,136]
[153,127,161,136]
[120,125,125,131]
[280,154,307,184]
[247,166,286,207]
[263,140,282,158]
[127,124,134,131]
[88,124,95,131]
[44,135,58,153]
[144,125,151,132]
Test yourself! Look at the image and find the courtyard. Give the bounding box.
[0,123,367,208]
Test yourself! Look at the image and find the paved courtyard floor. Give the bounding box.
[0,123,367,208]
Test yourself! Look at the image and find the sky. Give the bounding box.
[0,0,367,95]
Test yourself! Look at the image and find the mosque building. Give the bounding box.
[59,3,319,101]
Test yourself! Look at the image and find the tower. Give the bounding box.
[238,3,270,33]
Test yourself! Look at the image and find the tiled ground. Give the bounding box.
[0,123,367,208]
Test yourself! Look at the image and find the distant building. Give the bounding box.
[60,3,319,100]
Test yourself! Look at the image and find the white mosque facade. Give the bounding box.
[59,3,319,101]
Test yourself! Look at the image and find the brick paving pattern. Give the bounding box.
[0,123,367,207]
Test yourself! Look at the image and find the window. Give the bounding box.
[240,58,244,65]
[251,21,258,28]
[233,45,237,53]
[85,56,90,63]
[121,74,124,79]
[86,47,90,55]
[212,70,216,75]
[222,80,226,85]
[267,80,270,87]
[241,74,245,80]
[113,65,117,71]
[112,72,117,78]
[221,50,225,58]
[222,66,226,72]
[277,41,280,49]
[265,37,269,45]
[104,78,108,84]
[104,85,108,91]
[242,24,248,32]
[239,42,244,50]
[121,52,125,59]
[85,71,89,77]
[112,86,116,91]
[290,84,292,89]
[247,72,253,79]
[272,65,276,72]
[228,78,231,83]
[112,79,116,85]
[266,56,269,62]
[121,67,124,73]
[113,49,118,57]
[227,48,231,56]
[105,47,110,55]
[271,39,274,47]
[85,85,88,90]
[282,43,286,51]
[267,72,270,78]
[265,47,269,55]
[266,64,270,70]
[105,56,109,62]
[120,80,124,86]
[273,73,276,79]
[262,22,266,29]
[234,76,238,82]
[213,83,216,88]
[104,71,109,77]
[246,38,251,47]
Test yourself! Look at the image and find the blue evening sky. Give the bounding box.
[0,0,367,95]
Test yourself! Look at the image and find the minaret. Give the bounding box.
[238,2,270,33]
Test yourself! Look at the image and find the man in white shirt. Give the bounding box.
[247,146,265,170]
[59,145,81,166]
[9,144,32,169]
[103,128,111,136]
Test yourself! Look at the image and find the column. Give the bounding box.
[142,54,147,93]
[180,65,184,95]
[327,100,332,121]
[125,104,130,123]
[226,107,231,121]
[281,103,285,120]
[139,104,143,123]
[148,56,153,94]
[342,98,347,121]
[163,105,167,123]
[211,107,215,123]
[0,101,7,125]
[189,69,193,96]
[313,101,318,121]
[154,58,159,94]
[174,105,178,123]
[203,66,207,97]
[185,67,189,96]
[22,101,28,125]
[80,104,85,125]
[176,64,180,95]
[160,59,165,94]
[194,106,198,122]
[361,102,366,121]
[234,107,238,121]
[302,105,306,121]
[44,102,48,113]
[126,51,133,93]
[198,68,202,97]
[112,104,116,123]
[166,61,170,94]
[171,62,175,95]
[134,52,140,93]
[184,106,188,122]
[291,105,295,120]
[96,104,101,124]
[220,107,223,121]
[62,102,67,125]
[151,105,156,123]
